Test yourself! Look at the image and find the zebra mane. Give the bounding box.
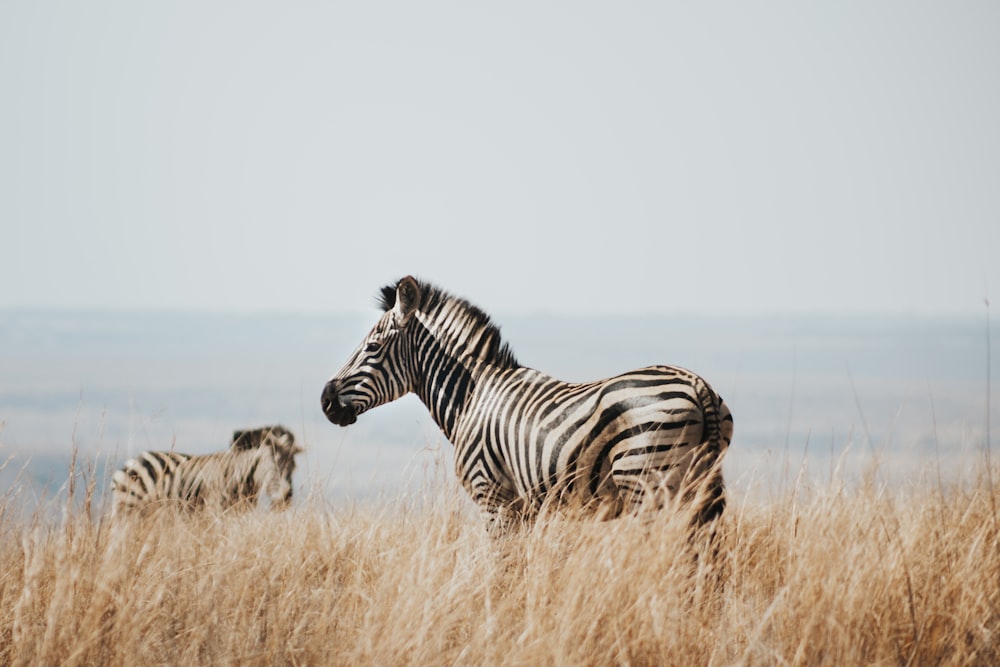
[231,425,294,452]
[378,278,520,369]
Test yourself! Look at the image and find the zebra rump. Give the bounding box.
[111,425,302,515]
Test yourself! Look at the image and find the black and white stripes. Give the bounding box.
[321,277,733,531]
[111,425,302,514]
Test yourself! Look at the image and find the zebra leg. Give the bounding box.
[675,440,727,528]
[608,446,725,526]
[464,473,533,537]
[483,498,536,538]
[474,485,537,540]
[691,468,726,525]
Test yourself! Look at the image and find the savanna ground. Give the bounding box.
[1,453,999,666]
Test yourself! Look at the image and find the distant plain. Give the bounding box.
[1,309,994,510]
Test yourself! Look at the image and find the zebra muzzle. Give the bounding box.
[321,381,359,426]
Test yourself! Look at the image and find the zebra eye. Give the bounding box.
[365,341,382,353]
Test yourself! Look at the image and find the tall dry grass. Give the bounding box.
[1,460,999,666]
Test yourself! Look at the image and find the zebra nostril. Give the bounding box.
[321,382,338,409]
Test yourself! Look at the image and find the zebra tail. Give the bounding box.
[689,377,728,526]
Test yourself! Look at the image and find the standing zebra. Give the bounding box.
[321,277,733,532]
[111,425,303,515]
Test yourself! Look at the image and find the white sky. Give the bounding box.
[2,2,998,316]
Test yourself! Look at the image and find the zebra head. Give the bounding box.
[232,425,303,509]
[321,276,422,427]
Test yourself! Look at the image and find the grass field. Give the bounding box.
[2,456,999,666]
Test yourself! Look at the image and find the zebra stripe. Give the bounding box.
[321,277,733,531]
[111,425,302,514]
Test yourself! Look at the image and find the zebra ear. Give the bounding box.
[393,276,421,326]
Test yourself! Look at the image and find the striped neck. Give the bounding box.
[405,292,521,439]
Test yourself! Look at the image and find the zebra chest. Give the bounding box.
[446,375,613,509]
[451,429,519,502]
[451,418,575,508]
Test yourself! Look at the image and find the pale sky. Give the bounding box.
[2,2,998,316]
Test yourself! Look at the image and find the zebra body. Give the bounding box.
[321,277,733,530]
[111,425,302,514]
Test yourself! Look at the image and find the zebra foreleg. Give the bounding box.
[482,499,535,539]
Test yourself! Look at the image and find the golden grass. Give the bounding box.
[2,463,999,666]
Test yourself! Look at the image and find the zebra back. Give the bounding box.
[111,450,193,514]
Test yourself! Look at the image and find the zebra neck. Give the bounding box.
[414,356,476,441]
[409,336,479,441]
[407,309,519,441]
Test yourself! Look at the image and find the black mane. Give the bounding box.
[377,277,520,369]
[377,283,398,312]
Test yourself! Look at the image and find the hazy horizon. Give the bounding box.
[2,308,996,514]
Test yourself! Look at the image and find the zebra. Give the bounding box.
[320,276,733,532]
[111,425,303,515]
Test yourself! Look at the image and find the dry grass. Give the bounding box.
[2,461,999,666]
